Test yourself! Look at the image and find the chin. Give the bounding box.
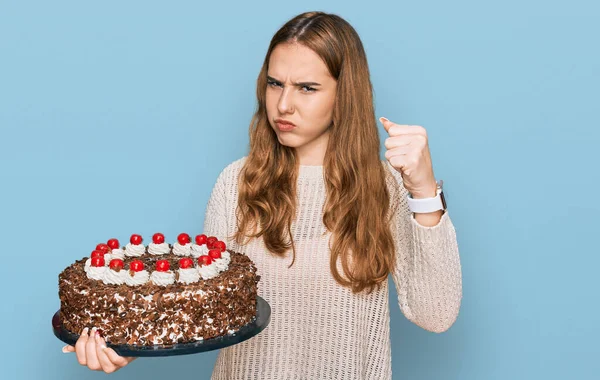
[276,137,296,148]
[275,133,302,148]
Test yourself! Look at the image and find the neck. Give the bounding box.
[295,128,330,166]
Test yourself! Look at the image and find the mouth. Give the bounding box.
[275,119,296,132]
[276,123,296,132]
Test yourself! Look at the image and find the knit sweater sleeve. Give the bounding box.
[202,163,232,239]
[384,160,463,333]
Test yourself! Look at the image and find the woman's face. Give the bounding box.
[266,43,337,165]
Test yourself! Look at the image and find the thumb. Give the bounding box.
[62,345,75,353]
[379,116,392,133]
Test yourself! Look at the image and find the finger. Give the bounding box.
[95,336,118,373]
[380,118,427,137]
[384,135,412,150]
[388,124,426,137]
[85,327,101,370]
[103,347,133,368]
[75,327,89,365]
[62,345,75,353]
[388,155,413,176]
[385,146,413,161]
[379,117,393,132]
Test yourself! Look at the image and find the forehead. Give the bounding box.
[268,43,332,81]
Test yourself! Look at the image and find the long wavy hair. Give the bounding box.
[233,11,396,294]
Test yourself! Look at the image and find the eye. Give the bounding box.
[301,85,316,93]
[267,79,282,87]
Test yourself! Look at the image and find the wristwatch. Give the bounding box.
[406,180,447,213]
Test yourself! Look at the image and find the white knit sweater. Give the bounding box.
[205,156,462,380]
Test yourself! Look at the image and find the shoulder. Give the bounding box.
[214,156,248,186]
[222,155,248,174]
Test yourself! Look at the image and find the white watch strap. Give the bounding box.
[406,188,444,213]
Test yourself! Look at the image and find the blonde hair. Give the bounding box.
[233,11,395,294]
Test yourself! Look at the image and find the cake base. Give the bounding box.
[52,296,271,357]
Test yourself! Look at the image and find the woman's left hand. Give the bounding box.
[380,117,438,198]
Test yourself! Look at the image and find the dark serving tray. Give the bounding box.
[52,296,270,357]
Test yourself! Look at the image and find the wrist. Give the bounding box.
[409,182,438,199]
[406,179,447,216]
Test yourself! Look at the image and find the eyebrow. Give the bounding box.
[267,75,322,87]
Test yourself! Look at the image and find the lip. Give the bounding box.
[275,119,296,131]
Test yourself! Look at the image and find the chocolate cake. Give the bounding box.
[58,233,260,346]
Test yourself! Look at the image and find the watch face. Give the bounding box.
[437,180,446,210]
[440,190,447,210]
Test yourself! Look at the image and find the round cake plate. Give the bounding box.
[52,296,271,357]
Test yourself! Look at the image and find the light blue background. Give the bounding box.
[1,0,598,379]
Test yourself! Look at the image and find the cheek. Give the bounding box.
[265,91,275,113]
[306,94,334,121]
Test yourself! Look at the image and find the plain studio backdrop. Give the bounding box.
[0,1,598,379]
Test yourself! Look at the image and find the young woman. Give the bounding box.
[63,11,462,379]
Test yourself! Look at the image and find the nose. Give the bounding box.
[277,87,295,114]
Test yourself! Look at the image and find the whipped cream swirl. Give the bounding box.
[150,271,176,286]
[102,268,126,285]
[198,263,219,280]
[84,258,92,274]
[148,243,170,255]
[172,242,191,256]
[213,254,230,272]
[177,268,200,284]
[190,244,209,258]
[124,243,145,257]
[108,248,125,260]
[87,266,107,281]
[125,270,149,286]
[104,253,124,263]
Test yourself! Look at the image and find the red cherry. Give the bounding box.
[198,255,213,266]
[152,233,165,244]
[207,236,218,249]
[156,260,170,272]
[91,250,104,259]
[213,241,226,252]
[91,256,105,267]
[106,238,120,250]
[95,243,110,253]
[208,249,222,260]
[109,259,124,271]
[179,258,193,269]
[130,260,144,272]
[195,234,207,245]
[130,234,143,245]
[177,233,191,245]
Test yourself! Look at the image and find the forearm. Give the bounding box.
[413,209,444,226]
[398,211,463,332]
[385,161,462,332]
